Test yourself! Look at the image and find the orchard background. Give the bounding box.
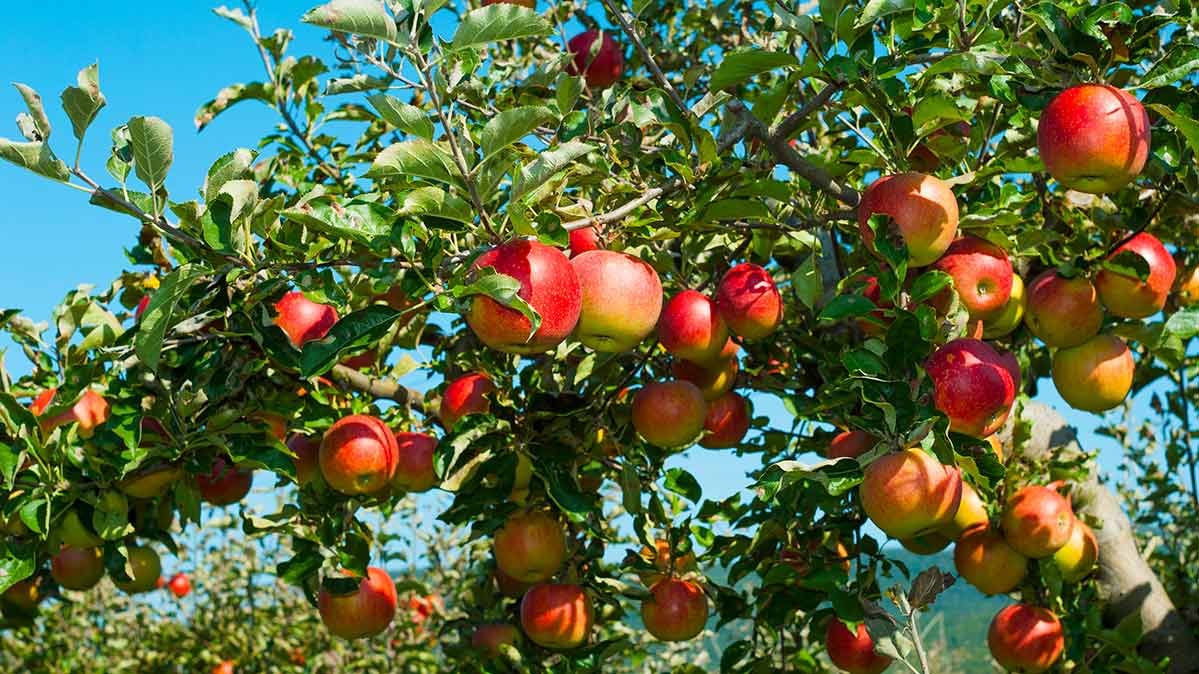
[0,0,1197,672]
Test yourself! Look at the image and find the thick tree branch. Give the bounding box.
[772,82,841,142]
[329,365,426,412]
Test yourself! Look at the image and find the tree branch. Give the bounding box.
[328,365,426,412]
[596,0,689,112]
[771,82,841,142]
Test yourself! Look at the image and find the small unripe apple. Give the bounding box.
[118,462,183,499]
[568,226,600,257]
[520,583,594,649]
[274,291,338,348]
[1051,334,1134,413]
[1001,485,1075,558]
[987,604,1064,673]
[1024,270,1103,348]
[1052,518,1098,582]
[698,392,750,449]
[982,273,1026,339]
[167,572,192,598]
[287,433,321,487]
[825,618,893,674]
[671,356,738,401]
[571,250,663,352]
[1037,84,1149,194]
[493,510,567,584]
[925,339,1018,438]
[392,432,439,493]
[471,622,521,657]
[51,545,105,591]
[630,381,708,449]
[1096,232,1176,318]
[467,240,581,354]
[658,290,730,363]
[114,545,162,594]
[954,525,1028,595]
[932,235,1013,319]
[715,263,783,339]
[858,172,959,267]
[941,481,988,538]
[318,566,398,639]
[566,31,624,89]
[828,430,876,460]
[319,414,399,495]
[196,456,254,506]
[860,448,963,540]
[642,578,708,642]
[440,373,494,429]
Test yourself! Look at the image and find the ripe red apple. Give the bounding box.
[858,172,959,267]
[568,226,600,257]
[493,510,567,584]
[319,414,399,495]
[1001,485,1075,558]
[571,250,663,352]
[440,373,494,429]
[925,338,1018,438]
[658,290,730,363]
[392,432,438,493]
[828,430,876,460]
[520,583,594,649]
[931,235,1013,319]
[987,604,1064,673]
[860,448,963,539]
[1053,518,1099,581]
[638,538,699,586]
[942,481,988,538]
[40,389,110,437]
[953,525,1028,595]
[642,578,708,642]
[406,593,443,625]
[167,572,192,598]
[1096,232,1176,318]
[1037,84,1150,194]
[671,356,738,401]
[471,622,521,657]
[631,381,708,449]
[982,273,1026,339]
[566,31,623,89]
[196,456,254,506]
[274,291,337,348]
[1024,270,1103,348]
[858,276,893,335]
[288,434,321,487]
[466,240,581,354]
[715,263,783,339]
[1051,334,1134,412]
[699,392,750,449]
[825,618,893,674]
[134,294,151,320]
[114,545,162,594]
[51,545,104,591]
[318,566,398,639]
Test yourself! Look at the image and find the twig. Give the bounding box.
[772,82,841,142]
[329,364,426,411]
[974,103,1003,169]
[597,0,689,113]
[1102,186,1175,257]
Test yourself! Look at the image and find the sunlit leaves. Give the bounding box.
[0,139,69,181]
[301,0,397,44]
[135,264,208,372]
[451,4,552,50]
[367,139,459,186]
[60,63,106,143]
[366,94,434,140]
[127,116,173,194]
[709,49,799,91]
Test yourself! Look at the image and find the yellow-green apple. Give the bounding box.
[118,463,183,499]
[1001,485,1075,558]
[318,567,397,639]
[566,31,623,89]
[1051,334,1134,412]
[982,273,1026,339]
[953,525,1028,595]
[568,226,600,257]
[671,356,738,401]
[493,510,567,584]
[638,538,698,586]
[860,448,963,539]
[1037,84,1150,194]
[900,531,952,555]
[1096,232,1176,318]
[931,235,1013,319]
[1175,260,1199,306]
[392,432,438,493]
[508,452,534,503]
[167,572,191,598]
[471,622,521,657]
[51,545,104,591]
[858,172,959,267]
[287,434,321,487]
[715,263,783,339]
[114,545,162,594]
[274,291,337,348]
[941,481,988,538]
[520,583,594,649]
[53,508,103,548]
[642,578,708,642]
[571,250,663,352]
[825,618,893,674]
[1024,271,1103,348]
[440,373,493,429]
[319,414,398,495]
[467,240,582,354]
[630,381,708,448]
[196,456,254,506]
[658,290,729,363]
[40,389,110,437]
[1052,518,1098,581]
[828,430,876,460]
[925,339,1019,438]
[987,604,1064,673]
[699,392,750,449]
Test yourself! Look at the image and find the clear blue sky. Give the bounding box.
[0,3,1148,521]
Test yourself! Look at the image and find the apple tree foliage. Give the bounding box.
[0,0,1198,672]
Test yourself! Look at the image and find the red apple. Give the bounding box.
[471,622,521,657]
[494,567,533,598]
[931,235,1013,319]
[671,356,738,401]
[1052,518,1098,582]
[440,373,494,429]
[1024,270,1103,348]
[2,576,45,611]
[1051,334,1134,412]
[825,618,893,674]
[631,381,708,449]
[318,566,398,639]
[987,604,1064,673]
[40,389,110,437]
[29,387,56,416]
[715,263,783,339]
[1001,485,1075,558]
[566,31,623,89]
[493,510,567,584]
[135,294,150,320]
[860,448,963,539]
[392,432,438,493]
[568,226,600,257]
[828,430,876,460]
[638,538,699,586]
[274,291,337,348]
[571,250,663,352]
[1096,232,1176,318]
[196,456,254,506]
[698,392,750,449]
[658,291,730,363]
[858,276,893,335]
[50,545,104,591]
[212,662,235,674]
[319,414,398,495]
[1037,84,1149,194]
[466,240,581,354]
[953,525,1028,595]
[114,545,162,594]
[167,572,191,598]
[925,339,1018,438]
[288,434,321,487]
[858,172,959,267]
[520,583,594,649]
[642,578,708,642]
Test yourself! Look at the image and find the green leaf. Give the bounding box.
[543,470,595,524]
[195,82,274,131]
[324,74,391,95]
[0,139,69,181]
[366,139,458,185]
[1147,104,1199,158]
[819,294,879,320]
[451,4,552,50]
[0,392,40,437]
[278,540,324,585]
[855,0,914,28]
[135,264,208,372]
[709,49,799,91]
[204,148,256,204]
[620,462,641,514]
[513,141,593,201]
[1141,43,1199,89]
[793,253,823,310]
[282,197,397,245]
[481,106,553,161]
[106,125,132,183]
[0,541,36,596]
[1163,308,1199,341]
[1103,249,1151,282]
[60,63,106,143]
[366,94,434,140]
[0,443,18,490]
[451,267,542,340]
[921,48,1006,77]
[397,186,473,224]
[909,270,953,303]
[127,116,173,192]
[92,493,133,541]
[13,83,51,141]
[301,0,397,43]
[759,457,864,498]
[663,468,702,502]
[1079,3,1132,40]
[298,305,403,377]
